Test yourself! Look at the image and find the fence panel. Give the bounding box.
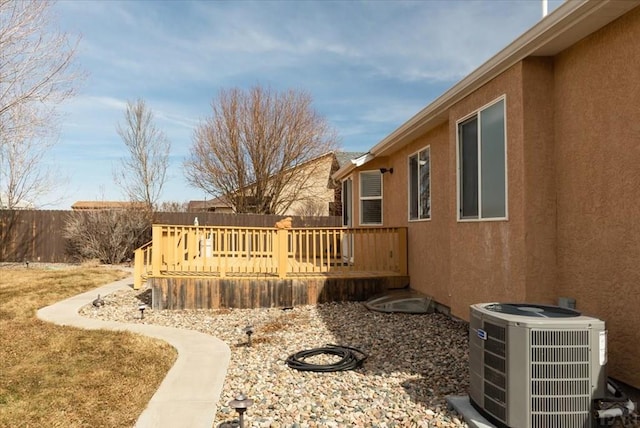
[0,210,72,263]
[0,210,340,263]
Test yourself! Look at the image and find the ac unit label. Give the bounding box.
[477,329,487,340]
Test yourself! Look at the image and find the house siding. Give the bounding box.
[405,123,451,308]
[553,6,640,387]
[521,57,557,305]
[284,154,336,216]
[446,64,528,319]
[344,3,640,388]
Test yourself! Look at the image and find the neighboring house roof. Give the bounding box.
[0,194,34,209]
[71,201,147,210]
[187,197,232,212]
[334,151,366,168]
[333,0,640,180]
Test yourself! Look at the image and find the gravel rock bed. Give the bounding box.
[80,286,470,427]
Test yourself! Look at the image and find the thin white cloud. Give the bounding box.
[89,96,128,111]
[46,0,563,208]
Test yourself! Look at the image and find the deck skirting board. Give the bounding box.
[149,276,410,309]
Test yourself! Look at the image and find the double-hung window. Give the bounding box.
[457,97,507,220]
[359,170,382,225]
[409,146,430,220]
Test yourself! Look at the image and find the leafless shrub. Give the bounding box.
[63,210,150,264]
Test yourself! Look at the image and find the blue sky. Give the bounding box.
[46,0,563,209]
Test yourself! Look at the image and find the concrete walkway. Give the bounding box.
[37,276,231,428]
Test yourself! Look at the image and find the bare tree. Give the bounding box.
[113,98,171,211]
[0,107,56,209]
[184,85,340,215]
[0,0,80,208]
[157,200,189,212]
[293,200,329,217]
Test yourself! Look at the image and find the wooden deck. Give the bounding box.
[135,224,409,309]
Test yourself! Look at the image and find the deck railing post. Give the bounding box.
[133,247,143,289]
[152,225,162,277]
[276,228,288,279]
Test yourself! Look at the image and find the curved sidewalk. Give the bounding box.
[37,276,231,428]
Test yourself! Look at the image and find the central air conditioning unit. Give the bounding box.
[469,302,607,428]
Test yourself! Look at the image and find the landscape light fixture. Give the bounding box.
[138,304,146,319]
[379,167,394,174]
[228,393,253,428]
[243,325,254,347]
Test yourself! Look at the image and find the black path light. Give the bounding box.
[228,393,253,428]
[138,303,146,319]
[243,325,254,347]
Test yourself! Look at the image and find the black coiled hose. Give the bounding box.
[285,344,368,372]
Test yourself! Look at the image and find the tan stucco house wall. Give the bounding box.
[552,5,640,387]
[335,1,640,388]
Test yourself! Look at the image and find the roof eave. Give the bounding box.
[364,0,639,160]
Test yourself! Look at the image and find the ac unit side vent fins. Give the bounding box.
[529,329,592,428]
[532,379,590,396]
[532,346,590,362]
[484,366,506,389]
[484,396,506,423]
[484,381,506,404]
[531,362,590,380]
[531,396,591,412]
[484,350,506,373]
[486,337,505,357]
[531,329,589,347]
[531,413,590,427]
[484,322,506,341]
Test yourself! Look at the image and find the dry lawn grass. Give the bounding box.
[0,266,177,428]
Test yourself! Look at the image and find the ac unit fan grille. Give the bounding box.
[482,321,507,423]
[530,329,591,427]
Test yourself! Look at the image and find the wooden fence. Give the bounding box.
[0,210,340,263]
[0,210,71,263]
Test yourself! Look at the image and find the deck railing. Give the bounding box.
[133,241,153,289]
[133,224,407,288]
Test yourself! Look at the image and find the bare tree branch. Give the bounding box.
[0,105,56,208]
[113,98,171,211]
[184,85,340,214]
[0,0,81,208]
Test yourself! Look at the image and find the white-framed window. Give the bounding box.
[457,97,507,220]
[409,146,431,221]
[359,170,382,225]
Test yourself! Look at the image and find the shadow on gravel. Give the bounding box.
[314,302,470,407]
[135,288,152,305]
